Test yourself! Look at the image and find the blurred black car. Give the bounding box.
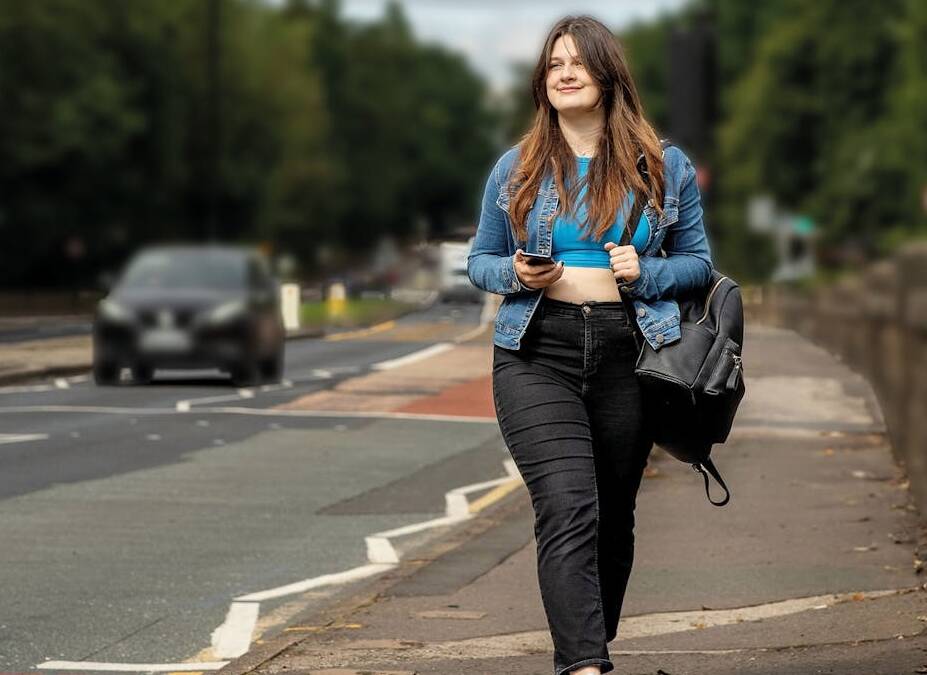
[93,245,285,386]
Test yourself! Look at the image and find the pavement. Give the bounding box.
[209,322,927,675]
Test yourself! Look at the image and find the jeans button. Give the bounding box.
[581,304,591,315]
[637,307,646,317]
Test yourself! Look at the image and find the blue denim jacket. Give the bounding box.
[467,143,714,351]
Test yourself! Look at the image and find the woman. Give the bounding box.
[467,15,714,675]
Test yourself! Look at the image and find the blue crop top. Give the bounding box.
[550,156,650,267]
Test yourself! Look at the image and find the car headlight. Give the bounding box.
[207,300,246,324]
[99,299,132,323]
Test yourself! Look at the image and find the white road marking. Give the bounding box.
[206,407,496,423]
[54,378,70,389]
[0,404,496,423]
[26,336,505,670]
[445,475,517,519]
[215,458,519,668]
[259,379,293,392]
[372,342,454,370]
[366,514,470,564]
[235,563,396,602]
[37,660,227,672]
[0,383,57,394]
[210,601,260,659]
[176,388,255,412]
[0,433,49,445]
[453,322,489,344]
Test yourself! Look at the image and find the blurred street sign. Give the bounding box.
[794,215,816,234]
[747,195,776,233]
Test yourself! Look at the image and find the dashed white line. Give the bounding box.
[372,343,454,370]
[176,388,258,412]
[0,433,49,445]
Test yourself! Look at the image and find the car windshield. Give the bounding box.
[119,251,247,291]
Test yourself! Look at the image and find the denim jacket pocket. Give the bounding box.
[656,201,679,230]
[496,188,511,214]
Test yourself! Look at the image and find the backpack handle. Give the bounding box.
[693,459,731,507]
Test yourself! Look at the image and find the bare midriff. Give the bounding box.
[542,266,622,303]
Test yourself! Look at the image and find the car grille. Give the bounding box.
[137,309,196,329]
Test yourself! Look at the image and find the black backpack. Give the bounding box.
[618,142,746,506]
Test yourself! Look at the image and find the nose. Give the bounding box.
[560,63,576,81]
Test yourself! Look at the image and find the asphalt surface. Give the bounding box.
[0,300,508,672]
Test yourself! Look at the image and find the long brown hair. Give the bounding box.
[509,15,665,241]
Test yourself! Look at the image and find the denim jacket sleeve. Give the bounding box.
[621,151,713,302]
[467,153,532,295]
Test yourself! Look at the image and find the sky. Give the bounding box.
[340,0,692,92]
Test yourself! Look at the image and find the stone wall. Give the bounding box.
[747,241,927,512]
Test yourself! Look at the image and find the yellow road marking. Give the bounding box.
[468,478,522,514]
[324,320,396,342]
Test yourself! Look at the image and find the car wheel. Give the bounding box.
[230,359,261,387]
[93,361,121,386]
[131,364,154,384]
[259,349,284,384]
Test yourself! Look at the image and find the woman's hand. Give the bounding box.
[513,249,565,289]
[603,242,641,283]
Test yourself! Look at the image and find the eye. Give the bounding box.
[549,63,562,69]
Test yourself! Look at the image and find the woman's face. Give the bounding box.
[545,34,601,116]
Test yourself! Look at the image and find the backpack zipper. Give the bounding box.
[695,276,728,325]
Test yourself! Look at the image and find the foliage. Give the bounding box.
[0,0,496,288]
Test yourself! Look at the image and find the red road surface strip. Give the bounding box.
[394,374,495,419]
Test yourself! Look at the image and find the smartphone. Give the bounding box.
[522,252,555,266]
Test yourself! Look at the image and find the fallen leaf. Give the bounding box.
[853,545,878,552]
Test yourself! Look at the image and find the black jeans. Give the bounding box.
[492,296,653,675]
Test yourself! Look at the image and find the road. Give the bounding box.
[0,300,508,672]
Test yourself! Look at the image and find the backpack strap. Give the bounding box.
[693,459,731,507]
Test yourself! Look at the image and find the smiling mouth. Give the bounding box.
[559,88,581,93]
